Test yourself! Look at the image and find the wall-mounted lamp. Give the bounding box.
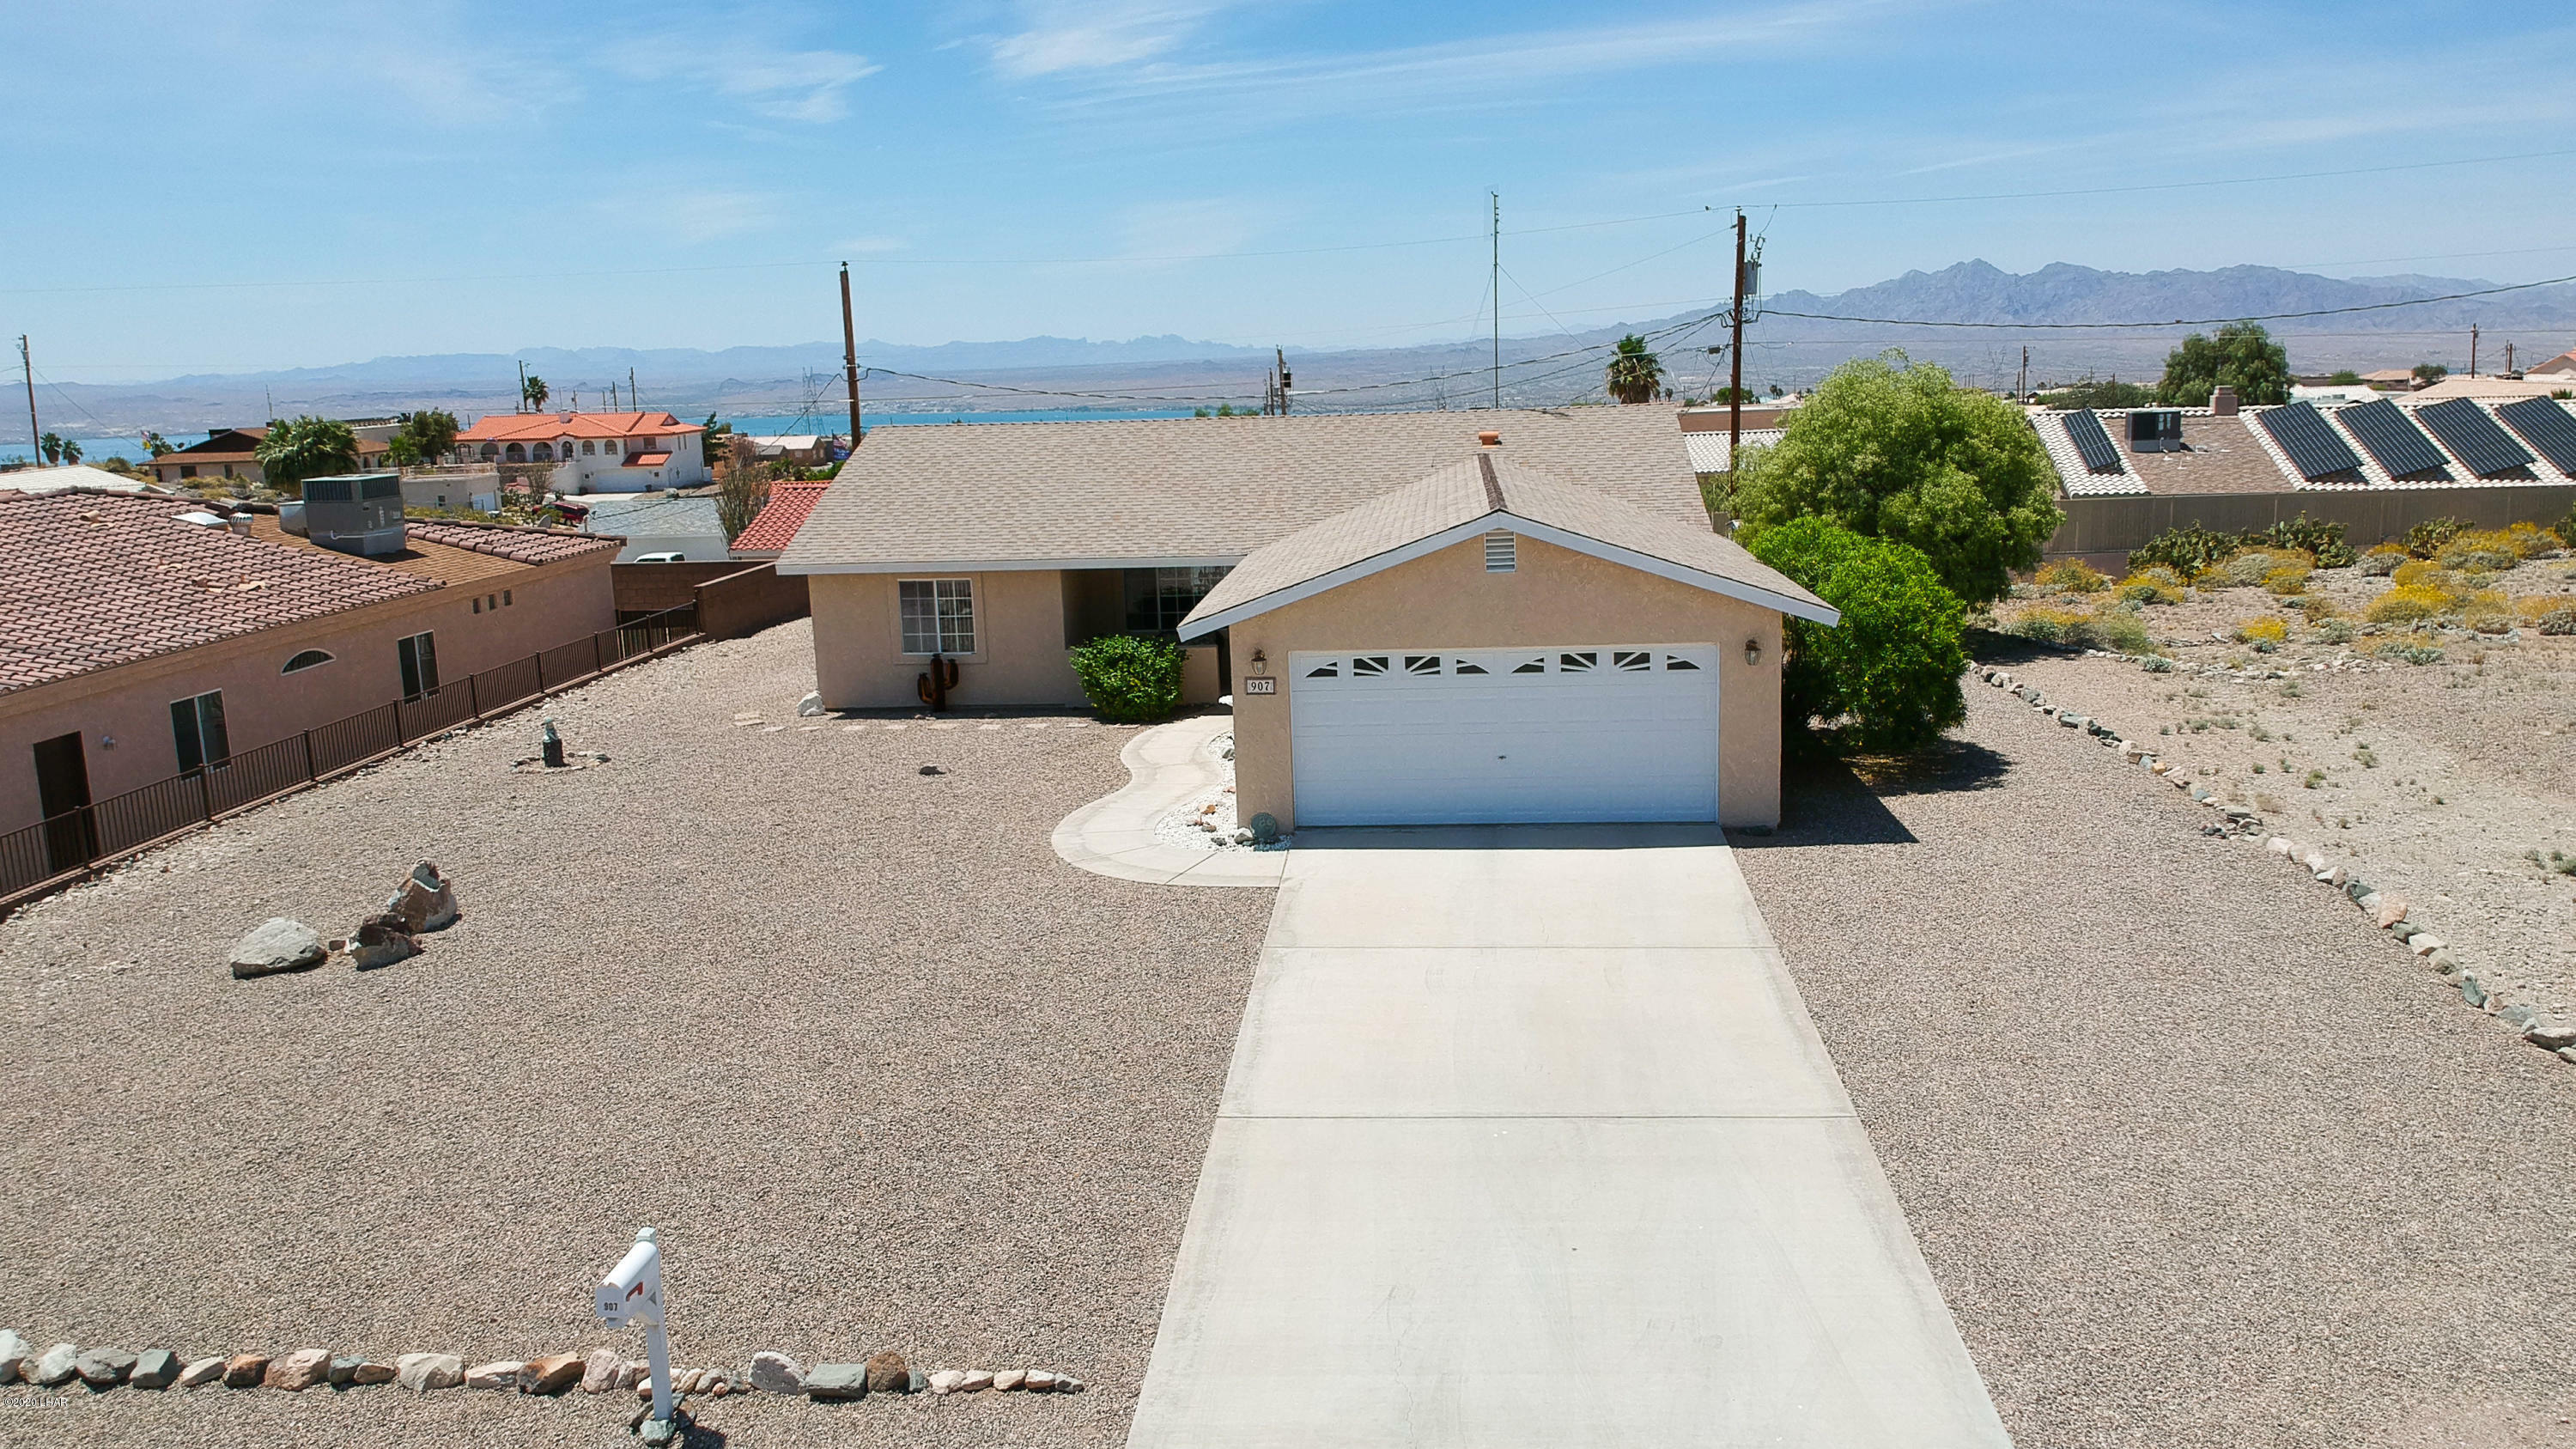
[1249,648,1268,675]
[1743,637,1763,667]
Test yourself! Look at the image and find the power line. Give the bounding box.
[1765,271,2576,332]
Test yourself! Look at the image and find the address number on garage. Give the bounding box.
[1242,677,1277,694]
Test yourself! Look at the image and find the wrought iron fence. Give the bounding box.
[1,605,701,909]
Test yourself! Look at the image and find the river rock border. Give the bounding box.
[1971,662,2573,1068]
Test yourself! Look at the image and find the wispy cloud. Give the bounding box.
[987,2,1239,80]
[611,35,880,123]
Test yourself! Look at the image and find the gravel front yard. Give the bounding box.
[0,619,1274,1448]
[1737,682,2576,1449]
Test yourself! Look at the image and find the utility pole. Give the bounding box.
[840,262,864,444]
[17,337,35,463]
[1728,209,1747,478]
[518,360,528,413]
[2506,340,2516,375]
[629,367,639,412]
[2469,324,2480,378]
[2018,346,2029,401]
[1490,192,1501,411]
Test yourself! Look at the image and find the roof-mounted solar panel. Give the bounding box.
[2336,399,2450,478]
[2257,402,2363,480]
[2416,399,2533,478]
[2496,397,2576,475]
[2126,409,2184,453]
[2063,409,2124,473]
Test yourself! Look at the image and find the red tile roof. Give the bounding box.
[457,411,705,444]
[622,451,672,466]
[727,480,830,554]
[0,491,440,696]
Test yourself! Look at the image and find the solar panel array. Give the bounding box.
[2496,398,2576,475]
[2416,399,2533,478]
[2336,399,2451,478]
[2257,402,2362,480]
[2063,409,2123,472]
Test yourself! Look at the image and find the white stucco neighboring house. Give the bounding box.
[451,411,711,495]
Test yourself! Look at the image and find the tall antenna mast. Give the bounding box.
[18,337,35,463]
[1490,192,1501,410]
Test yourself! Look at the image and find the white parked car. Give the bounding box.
[632,551,687,563]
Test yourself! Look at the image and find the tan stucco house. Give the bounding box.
[776,407,1832,828]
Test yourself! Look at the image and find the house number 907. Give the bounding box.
[1242,677,1277,694]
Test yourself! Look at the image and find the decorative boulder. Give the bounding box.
[520,1353,583,1395]
[351,1361,397,1385]
[464,1361,525,1391]
[74,1347,137,1387]
[797,691,827,717]
[177,1357,228,1389]
[349,912,420,971]
[395,1353,463,1392]
[865,1351,909,1394]
[222,1353,270,1388]
[33,1343,80,1386]
[231,918,327,978]
[580,1347,625,1394]
[386,862,459,933]
[264,1349,331,1391]
[0,1330,27,1384]
[129,1349,181,1390]
[805,1363,869,1400]
[748,1351,805,1396]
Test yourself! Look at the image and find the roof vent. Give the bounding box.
[174,510,228,528]
[1477,429,1501,447]
[2209,385,2239,416]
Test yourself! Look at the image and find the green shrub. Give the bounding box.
[2555,507,2575,549]
[1067,635,1187,722]
[2316,618,2354,644]
[2004,601,2151,654]
[2117,563,2187,605]
[1746,517,1967,754]
[2359,544,2408,576]
[2254,514,2354,568]
[2435,529,2520,573]
[2129,523,2245,577]
[2404,516,2468,558]
[2034,559,2109,593]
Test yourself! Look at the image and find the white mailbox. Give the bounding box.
[598,1227,677,1428]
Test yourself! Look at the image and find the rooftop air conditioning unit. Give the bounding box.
[2127,409,2184,454]
[301,472,406,557]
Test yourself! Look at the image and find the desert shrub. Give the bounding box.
[2436,529,2521,573]
[2374,635,2445,665]
[2005,606,2086,646]
[2198,547,2312,588]
[2254,514,2355,568]
[2130,523,2246,577]
[2366,584,2451,624]
[1067,634,1187,722]
[2139,653,2175,672]
[2388,560,2468,600]
[2233,617,2288,647]
[2035,559,2109,593]
[2008,601,2150,653]
[2263,566,2308,595]
[2359,544,2409,576]
[2536,605,2576,636]
[2462,590,2515,635]
[1745,517,1967,753]
[2404,516,2469,558]
[2089,604,2154,653]
[2315,618,2355,644]
[2555,507,2576,549]
[2504,521,2555,558]
[2117,564,2187,605]
[2299,594,2343,622]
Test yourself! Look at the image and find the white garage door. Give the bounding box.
[1287,646,1721,825]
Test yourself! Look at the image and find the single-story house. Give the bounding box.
[148,425,395,487]
[728,480,830,561]
[777,407,1832,828]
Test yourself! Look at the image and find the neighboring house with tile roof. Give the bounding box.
[727,480,830,560]
[146,424,396,488]
[2030,396,2576,499]
[453,411,710,494]
[778,405,1826,827]
[0,490,618,839]
[2521,350,2576,378]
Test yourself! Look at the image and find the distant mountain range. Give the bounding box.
[33,262,2576,440]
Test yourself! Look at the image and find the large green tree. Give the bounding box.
[254,416,360,496]
[2155,321,2290,405]
[386,408,460,466]
[1729,351,2063,606]
[1746,516,1967,754]
[1604,335,1665,404]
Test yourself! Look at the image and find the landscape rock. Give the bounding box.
[351,1361,397,1385]
[1056,1373,1085,1394]
[615,1360,648,1391]
[581,1347,625,1393]
[0,1330,27,1383]
[865,1350,909,1394]
[222,1353,270,1388]
[326,1355,362,1386]
[521,1353,582,1395]
[349,912,421,971]
[2524,1024,2576,1051]
[993,1368,1026,1391]
[264,1349,331,1391]
[929,1369,965,1395]
[959,1370,993,1392]
[805,1363,870,1400]
[33,1342,79,1386]
[1024,1370,1059,1393]
[396,1353,463,1392]
[465,1361,525,1391]
[2460,975,2488,1008]
[386,861,459,933]
[128,1349,178,1389]
[230,917,327,978]
[2266,837,2293,857]
[908,1369,927,1393]
[2409,935,2445,956]
[2498,1005,2538,1031]
[748,1351,804,1395]
[74,1347,137,1386]
[798,691,827,717]
[2561,1047,2576,1066]
[177,1357,226,1389]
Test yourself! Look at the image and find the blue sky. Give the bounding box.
[8,0,2576,380]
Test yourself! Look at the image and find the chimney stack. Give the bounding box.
[1477,429,1501,447]
[2208,386,2239,416]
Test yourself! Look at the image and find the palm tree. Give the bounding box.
[253,416,361,497]
[142,430,173,457]
[38,432,63,465]
[60,438,82,464]
[1605,335,1665,405]
[523,374,550,413]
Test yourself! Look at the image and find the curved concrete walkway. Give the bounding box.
[1052,712,1290,888]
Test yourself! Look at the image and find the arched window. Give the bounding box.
[478,442,499,460]
[582,440,595,454]
[282,649,335,674]
[532,442,554,461]
[505,442,526,462]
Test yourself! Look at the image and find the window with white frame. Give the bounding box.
[169,691,230,773]
[898,579,976,654]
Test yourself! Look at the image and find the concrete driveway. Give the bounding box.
[1127,825,2012,1449]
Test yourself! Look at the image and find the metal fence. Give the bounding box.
[0,605,702,911]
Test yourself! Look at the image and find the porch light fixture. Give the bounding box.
[1743,637,1762,667]
[1249,648,1268,673]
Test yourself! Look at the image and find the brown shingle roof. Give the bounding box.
[778,407,1703,572]
[1179,450,1833,636]
[0,492,440,695]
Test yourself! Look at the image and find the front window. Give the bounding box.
[582,440,595,454]
[1122,566,1230,637]
[398,630,440,701]
[898,579,975,654]
[170,691,230,773]
[605,439,620,455]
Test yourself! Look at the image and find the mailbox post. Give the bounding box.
[597,1227,676,1433]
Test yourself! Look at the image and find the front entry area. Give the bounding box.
[1286,645,1719,825]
